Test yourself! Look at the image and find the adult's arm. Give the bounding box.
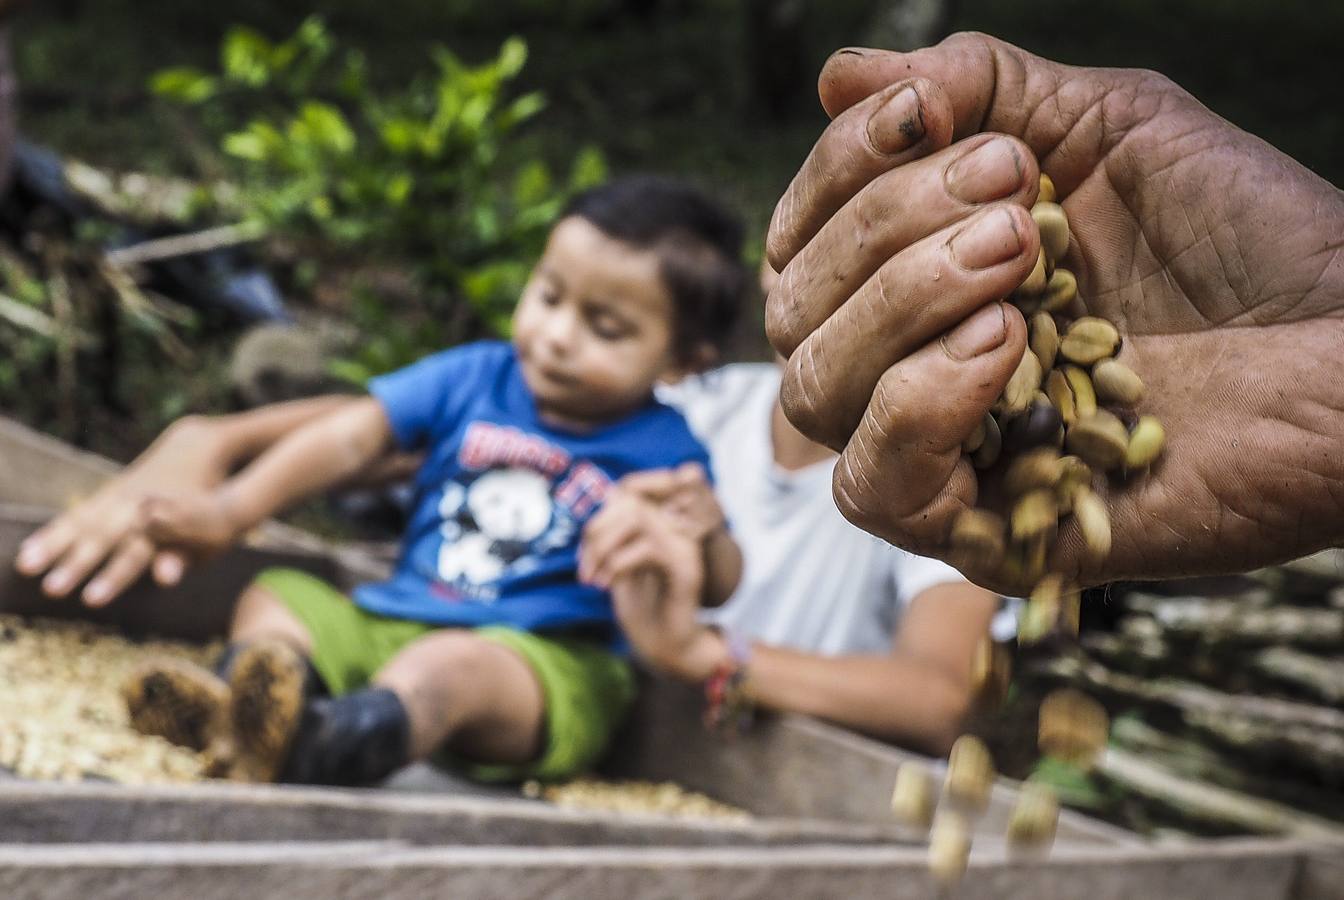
[764,33,1344,591]
[681,582,997,754]
[15,395,364,604]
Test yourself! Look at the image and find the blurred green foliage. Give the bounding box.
[151,16,607,381]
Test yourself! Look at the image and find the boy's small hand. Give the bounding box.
[614,462,725,543]
[579,490,689,591]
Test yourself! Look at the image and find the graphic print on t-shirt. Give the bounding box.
[430,422,609,604]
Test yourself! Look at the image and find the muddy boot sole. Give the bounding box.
[121,658,231,755]
[228,639,308,782]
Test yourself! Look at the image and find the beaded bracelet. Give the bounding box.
[702,628,754,734]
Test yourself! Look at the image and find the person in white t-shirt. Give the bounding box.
[579,357,998,754]
[576,263,999,755]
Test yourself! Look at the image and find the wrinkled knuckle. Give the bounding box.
[851,180,888,247]
[831,455,886,538]
[764,267,804,356]
[765,205,793,270]
[1132,68,1175,94]
[779,348,833,444]
[947,30,1000,56]
[868,370,912,442]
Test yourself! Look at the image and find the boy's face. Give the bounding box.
[512,216,681,426]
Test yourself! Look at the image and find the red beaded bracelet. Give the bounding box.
[703,628,754,734]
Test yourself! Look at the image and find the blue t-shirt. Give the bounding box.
[353,341,711,642]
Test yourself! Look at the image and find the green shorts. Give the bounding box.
[252,567,635,782]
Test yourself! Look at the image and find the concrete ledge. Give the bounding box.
[0,839,1313,900]
[0,780,905,848]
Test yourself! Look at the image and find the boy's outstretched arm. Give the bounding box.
[146,397,396,557]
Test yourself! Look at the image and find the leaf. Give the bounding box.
[223,131,269,162]
[297,102,356,156]
[149,67,218,104]
[337,49,369,100]
[471,204,500,244]
[496,37,529,80]
[306,194,334,221]
[378,117,422,155]
[222,26,274,87]
[459,95,493,136]
[500,92,545,129]
[385,173,414,206]
[512,161,552,207]
[569,146,608,189]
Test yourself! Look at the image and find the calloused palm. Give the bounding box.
[795,33,1344,586]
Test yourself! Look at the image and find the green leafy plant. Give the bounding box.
[152,16,606,379]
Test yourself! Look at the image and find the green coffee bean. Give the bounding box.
[1072,487,1111,562]
[1065,410,1130,471]
[1092,358,1145,406]
[1038,173,1057,205]
[1029,310,1059,372]
[1125,415,1166,469]
[1003,448,1063,498]
[972,413,1002,469]
[1011,489,1058,544]
[1000,350,1043,416]
[1059,317,1121,365]
[1044,369,1076,426]
[950,508,1006,567]
[1008,781,1060,849]
[1003,399,1062,451]
[1061,365,1097,418]
[928,814,972,886]
[1038,688,1109,770]
[890,762,935,830]
[1018,248,1048,296]
[1032,202,1071,262]
[1041,268,1077,314]
[963,416,986,454]
[1054,455,1092,513]
[944,734,994,812]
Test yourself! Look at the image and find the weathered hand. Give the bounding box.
[141,488,244,562]
[14,417,229,605]
[766,33,1344,590]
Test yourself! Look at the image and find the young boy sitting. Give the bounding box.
[122,176,747,786]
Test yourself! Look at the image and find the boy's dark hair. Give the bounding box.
[562,175,747,369]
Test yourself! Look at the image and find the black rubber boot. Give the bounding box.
[280,688,412,787]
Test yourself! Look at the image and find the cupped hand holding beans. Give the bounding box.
[766,32,1344,591]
